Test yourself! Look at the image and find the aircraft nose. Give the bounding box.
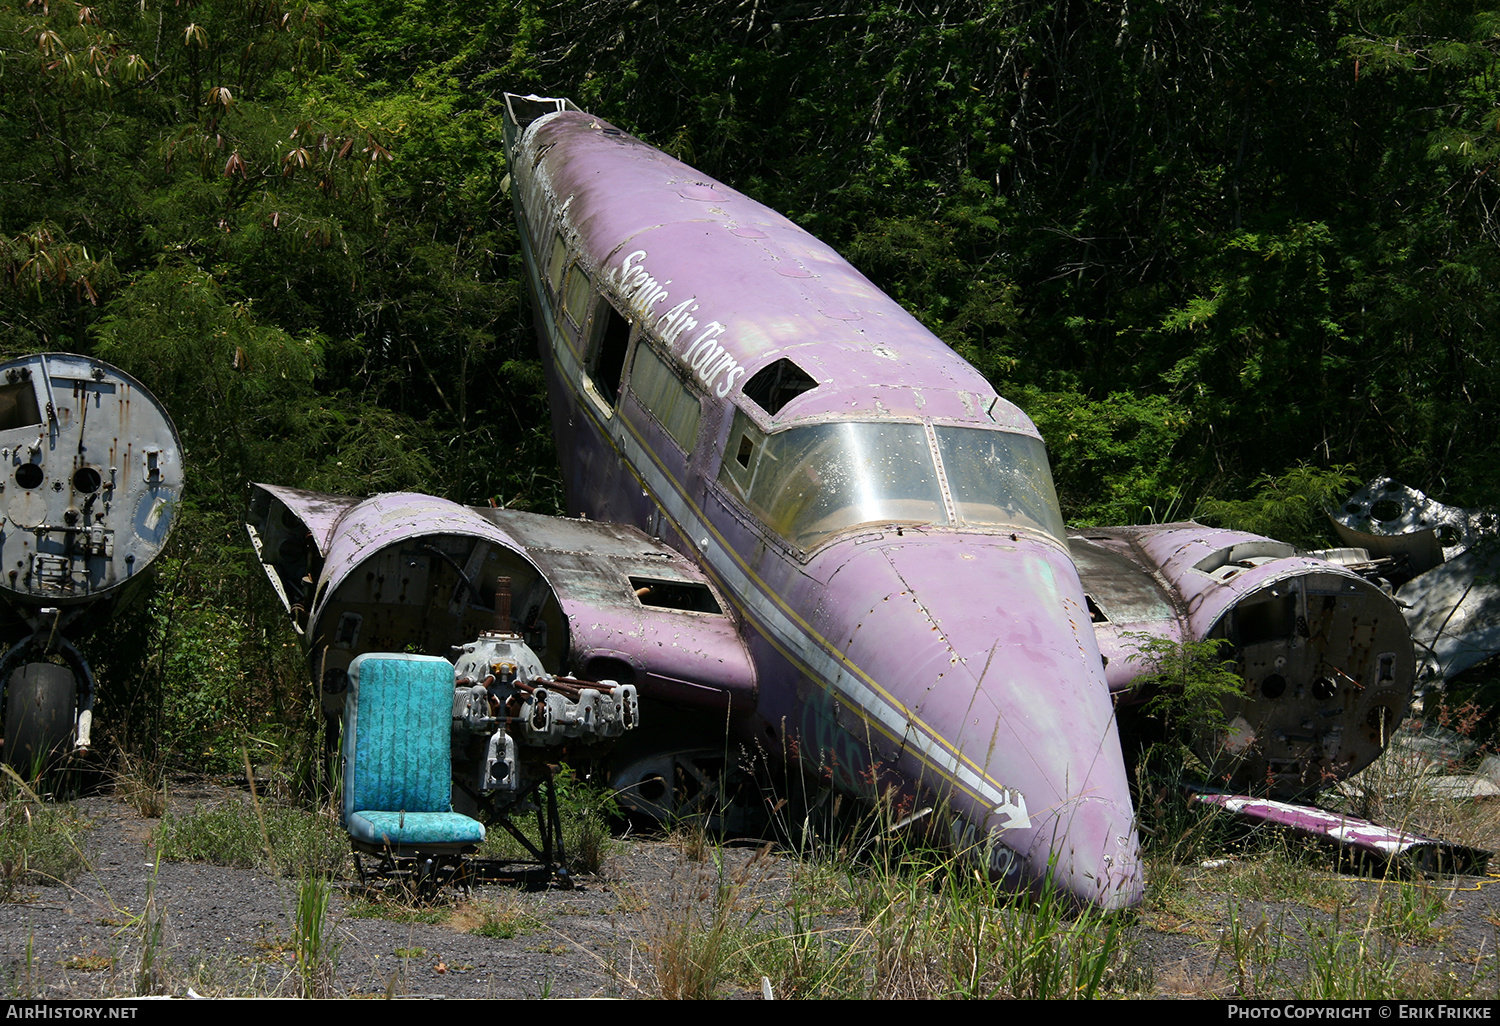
[811,532,1144,909]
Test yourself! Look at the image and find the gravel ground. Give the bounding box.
[0,778,807,999]
[5,775,1500,999]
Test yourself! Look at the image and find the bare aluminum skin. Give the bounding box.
[0,352,184,755]
[1331,477,1500,683]
[0,352,182,609]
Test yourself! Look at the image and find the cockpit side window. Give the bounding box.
[722,421,945,550]
[717,408,764,499]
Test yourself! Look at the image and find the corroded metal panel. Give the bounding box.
[251,484,361,557]
[0,353,182,605]
[1195,793,1489,874]
[1333,476,1494,574]
[1331,477,1500,681]
[476,508,756,713]
[1069,532,1189,693]
[1399,545,1500,682]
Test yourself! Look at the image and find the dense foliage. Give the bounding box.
[1,0,1496,759]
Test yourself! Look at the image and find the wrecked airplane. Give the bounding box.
[247,95,1435,907]
[1330,476,1500,686]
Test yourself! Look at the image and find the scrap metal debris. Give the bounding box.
[1328,477,1500,684]
[1193,791,1491,876]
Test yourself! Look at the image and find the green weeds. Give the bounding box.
[111,748,167,819]
[155,801,347,878]
[345,894,447,925]
[455,893,540,939]
[475,766,618,875]
[0,771,89,901]
[859,861,1130,999]
[639,824,1139,999]
[293,874,338,998]
[1373,879,1450,945]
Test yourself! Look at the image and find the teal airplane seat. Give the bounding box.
[342,653,484,878]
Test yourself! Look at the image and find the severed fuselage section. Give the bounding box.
[0,353,183,768]
[248,486,754,826]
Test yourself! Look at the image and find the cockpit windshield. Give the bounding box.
[933,426,1068,541]
[740,422,945,548]
[720,418,1067,551]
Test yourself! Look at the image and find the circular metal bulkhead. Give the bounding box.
[0,353,183,606]
[1197,569,1415,796]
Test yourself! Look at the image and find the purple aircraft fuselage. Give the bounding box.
[245,97,1420,913]
[502,96,1142,908]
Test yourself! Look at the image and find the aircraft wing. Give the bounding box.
[1071,523,1415,796]
[247,484,757,723]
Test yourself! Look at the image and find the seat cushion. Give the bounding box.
[347,810,486,848]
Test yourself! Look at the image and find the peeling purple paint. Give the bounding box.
[1194,792,1489,874]
[503,95,1143,908]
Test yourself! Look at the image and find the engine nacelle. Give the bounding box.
[1073,525,1415,796]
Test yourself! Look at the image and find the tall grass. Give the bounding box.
[293,874,338,998]
[132,867,166,996]
[641,813,1140,999]
[861,859,1131,999]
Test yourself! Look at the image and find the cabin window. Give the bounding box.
[742,358,816,416]
[629,343,701,451]
[562,263,593,329]
[546,235,568,298]
[590,299,632,405]
[933,427,1068,542]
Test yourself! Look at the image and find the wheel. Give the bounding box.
[4,662,75,772]
[611,749,754,830]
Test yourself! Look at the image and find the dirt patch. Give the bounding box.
[4,777,1500,999]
